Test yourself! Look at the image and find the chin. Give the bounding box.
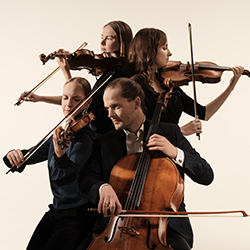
[114,124,124,131]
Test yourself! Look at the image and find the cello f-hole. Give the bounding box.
[142,219,157,250]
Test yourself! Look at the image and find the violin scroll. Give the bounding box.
[39,51,74,65]
[58,111,95,150]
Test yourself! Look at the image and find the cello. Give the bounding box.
[86,80,183,250]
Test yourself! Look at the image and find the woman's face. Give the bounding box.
[100,25,120,53]
[62,81,87,117]
[154,38,172,69]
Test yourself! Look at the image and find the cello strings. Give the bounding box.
[124,99,164,210]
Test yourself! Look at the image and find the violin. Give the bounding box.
[7,72,114,174]
[14,43,120,106]
[58,111,95,149]
[159,60,250,87]
[39,49,121,76]
[14,42,88,106]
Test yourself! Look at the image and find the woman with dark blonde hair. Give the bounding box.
[127,28,244,136]
[17,20,133,136]
[4,77,96,250]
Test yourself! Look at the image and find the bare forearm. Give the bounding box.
[205,66,244,121]
[61,68,72,81]
[39,95,62,105]
[205,86,233,121]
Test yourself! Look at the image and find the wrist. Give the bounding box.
[99,183,111,196]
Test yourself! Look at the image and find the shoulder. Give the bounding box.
[99,129,125,144]
[158,121,180,135]
[146,119,179,134]
[102,65,124,79]
[74,125,95,142]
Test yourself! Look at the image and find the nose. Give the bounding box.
[168,48,172,57]
[107,108,114,118]
[100,37,106,46]
[66,98,73,108]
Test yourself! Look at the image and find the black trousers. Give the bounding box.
[26,204,96,250]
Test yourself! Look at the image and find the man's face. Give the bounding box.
[103,86,138,132]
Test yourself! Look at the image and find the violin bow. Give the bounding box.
[88,208,249,218]
[7,71,114,174]
[14,42,88,106]
[188,23,200,140]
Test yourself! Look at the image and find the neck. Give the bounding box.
[128,113,145,134]
[149,69,164,94]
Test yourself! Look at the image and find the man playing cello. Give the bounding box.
[77,77,214,250]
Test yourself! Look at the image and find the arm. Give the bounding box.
[77,141,105,204]
[180,66,243,135]
[77,131,125,215]
[17,91,62,105]
[175,124,214,185]
[16,48,74,106]
[204,66,244,120]
[49,127,95,182]
[155,123,214,185]
[180,119,202,136]
[55,48,72,81]
[178,88,205,136]
[3,139,51,173]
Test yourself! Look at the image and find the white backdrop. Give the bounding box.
[1,0,250,249]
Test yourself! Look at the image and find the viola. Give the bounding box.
[58,111,95,149]
[159,60,250,87]
[7,72,114,174]
[39,49,121,76]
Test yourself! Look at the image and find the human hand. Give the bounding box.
[7,149,24,168]
[98,184,122,217]
[180,119,202,136]
[53,126,66,158]
[146,133,177,159]
[55,48,70,71]
[17,91,41,103]
[229,66,244,90]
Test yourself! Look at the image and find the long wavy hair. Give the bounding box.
[127,28,167,89]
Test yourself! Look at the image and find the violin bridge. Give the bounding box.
[118,226,140,236]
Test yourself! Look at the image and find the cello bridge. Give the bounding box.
[118,226,140,236]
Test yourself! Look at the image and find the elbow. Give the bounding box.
[204,112,210,121]
[200,167,214,186]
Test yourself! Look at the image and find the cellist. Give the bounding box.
[77,77,214,250]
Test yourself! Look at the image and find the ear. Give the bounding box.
[85,98,92,110]
[134,96,141,110]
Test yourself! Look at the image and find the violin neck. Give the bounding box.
[199,63,250,78]
[198,63,230,71]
